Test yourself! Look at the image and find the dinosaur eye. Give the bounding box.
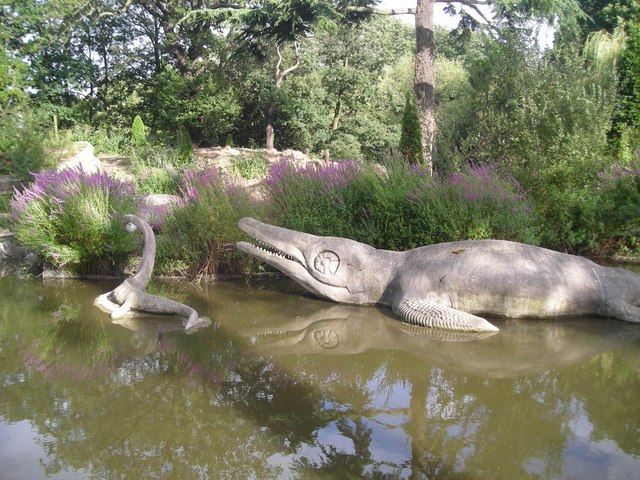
[313,250,340,275]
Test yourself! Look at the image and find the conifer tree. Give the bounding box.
[399,93,423,165]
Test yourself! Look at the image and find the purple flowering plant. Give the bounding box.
[263,157,363,236]
[11,165,138,271]
[409,163,539,244]
[265,157,360,200]
[156,165,256,277]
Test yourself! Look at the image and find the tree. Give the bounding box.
[415,0,436,173]
[399,93,423,164]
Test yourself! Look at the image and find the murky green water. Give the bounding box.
[1,274,639,479]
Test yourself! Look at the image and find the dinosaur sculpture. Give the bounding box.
[94,214,209,332]
[236,217,640,332]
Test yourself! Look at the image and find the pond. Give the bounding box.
[1,273,639,479]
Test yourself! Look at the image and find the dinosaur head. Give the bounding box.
[237,218,394,304]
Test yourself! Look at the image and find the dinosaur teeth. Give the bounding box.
[250,240,297,262]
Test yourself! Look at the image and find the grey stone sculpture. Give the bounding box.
[236,217,640,332]
[95,214,209,332]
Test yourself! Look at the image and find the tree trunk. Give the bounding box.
[265,43,300,150]
[266,102,276,150]
[414,0,436,175]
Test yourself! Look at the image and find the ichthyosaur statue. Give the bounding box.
[95,214,209,332]
[236,217,640,333]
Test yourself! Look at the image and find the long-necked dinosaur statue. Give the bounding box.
[95,214,209,332]
[236,217,640,333]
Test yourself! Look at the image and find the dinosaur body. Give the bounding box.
[95,214,209,332]
[236,218,640,332]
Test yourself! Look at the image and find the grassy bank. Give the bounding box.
[7,150,639,278]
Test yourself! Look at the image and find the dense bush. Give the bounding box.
[0,109,59,181]
[597,164,640,255]
[264,158,540,251]
[399,94,423,165]
[231,153,270,180]
[69,124,130,156]
[156,167,259,278]
[264,158,363,239]
[450,34,619,251]
[11,166,139,272]
[131,115,148,149]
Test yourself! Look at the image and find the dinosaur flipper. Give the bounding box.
[394,298,499,332]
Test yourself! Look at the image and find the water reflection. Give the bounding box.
[0,276,639,479]
[237,304,640,378]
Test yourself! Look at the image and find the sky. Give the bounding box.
[377,0,466,28]
[377,0,555,49]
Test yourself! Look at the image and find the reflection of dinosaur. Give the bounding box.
[239,304,640,377]
[237,218,640,332]
[94,214,210,332]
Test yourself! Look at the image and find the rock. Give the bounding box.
[138,194,181,227]
[58,141,102,173]
[0,242,27,258]
[0,175,19,195]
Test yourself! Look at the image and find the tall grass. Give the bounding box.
[264,158,540,250]
[11,166,139,272]
[157,167,260,278]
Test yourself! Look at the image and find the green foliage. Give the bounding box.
[176,128,194,163]
[70,125,130,156]
[265,158,539,251]
[144,67,240,146]
[0,108,58,181]
[129,147,185,195]
[0,195,10,214]
[597,166,640,254]
[408,164,541,246]
[399,94,422,165]
[131,115,148,149]
[11,167,138,273]
[157,168,259,277]
[456,33,617,250]
[618,19,640,154]
[231,154,270,179]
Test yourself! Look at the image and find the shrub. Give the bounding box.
[157,167,258,277]
[265,158,539,250]
[407,163,540,246]
[11,166,138,272]
[597,164,640,255]
[131,115,148,149]
[264,158,362,238]
[0,195,9,213]
[176,127,193,164]
[129,147,185,195]
[231,153,269,180]
[399,93,423,165]
[70,125,130,156]
[0,109,58,181]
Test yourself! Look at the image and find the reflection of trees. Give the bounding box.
[2,276,640,478]
[556,345,640,456]
[1,278,329,478]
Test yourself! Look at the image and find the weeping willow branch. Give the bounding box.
[583,26,627,82]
